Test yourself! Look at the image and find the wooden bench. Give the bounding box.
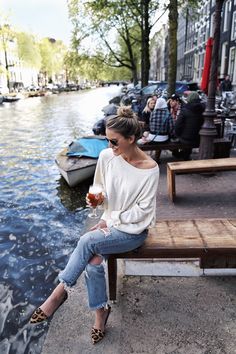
[107,219,236,301]
[167,157,236,202]
[140,138,231,160]
[140,140,197,160]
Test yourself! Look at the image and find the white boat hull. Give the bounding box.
[55,150,97,187]
[57,163,96,187]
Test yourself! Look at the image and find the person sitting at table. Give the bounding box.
[139,97,156,131]
[173,91,205,160]
[138,97,175,144]
[167,93,181,120]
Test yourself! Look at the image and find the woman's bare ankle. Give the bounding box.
[93,307,109,331]
[51,283,66,299]
[40,283,66,316]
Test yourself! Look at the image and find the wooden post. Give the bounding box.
[167,164,176,202]
[107,257,117,301]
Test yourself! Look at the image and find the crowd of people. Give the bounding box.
[137,90,205,160]
[92,75,234,161]
[91,88,206,161]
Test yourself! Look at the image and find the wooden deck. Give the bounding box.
[108,219,236,300]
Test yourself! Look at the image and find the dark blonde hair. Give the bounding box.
[143,97,156,114]
[106,106,142,141]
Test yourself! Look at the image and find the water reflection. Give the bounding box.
[0,86,121,354]
[56,175,93,211]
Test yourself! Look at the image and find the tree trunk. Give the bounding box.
[141,0,151,87]
[167,0,178,96]
[132,64,139,86]
[4,49,10,92]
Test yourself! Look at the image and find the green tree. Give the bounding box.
[167,0,200,95]
[68,0,159,86]
[128,0,159,86]
[16,32,41,68]
[64,50,80,83]
[39,38,67,84]
[68,0,140,84]
[0,22,15,91]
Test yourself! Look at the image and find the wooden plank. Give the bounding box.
[140,141,196,152]
[111,219,236,256]
[166,158,236,201]
[108,218,236,300]
[107,257,117,301]
[167,165,175,201]
[140,138,228,153]
[167,157,236,173]
[200,255,236,268]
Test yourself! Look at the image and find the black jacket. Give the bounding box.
[174,101,205,145]
[220,79,232,92]
[141,110,151,126]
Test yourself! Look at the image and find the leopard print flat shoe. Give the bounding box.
[30,292,68,324]
[91,327,105,344]
[30,308,48,324]
[91,305,111,344]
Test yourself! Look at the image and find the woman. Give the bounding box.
[173,91,205,160]
[167,93,181,120]
[140,97,156,131]
[139,97,175,143]
[30,106,159,344]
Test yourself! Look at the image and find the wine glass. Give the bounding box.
[87,184,104,218]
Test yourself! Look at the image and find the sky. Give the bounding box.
[0,0,72,45]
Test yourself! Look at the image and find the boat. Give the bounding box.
[55,149,97,187]
[3,95,21,102]
[0,96,3,104]
[56,136,108,187]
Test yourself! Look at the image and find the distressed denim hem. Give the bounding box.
[89,301,109,311]
[58,279,76,295]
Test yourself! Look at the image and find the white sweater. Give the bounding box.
[93,148,159,234]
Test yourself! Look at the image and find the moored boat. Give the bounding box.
[3,95,21,102]
[55,149,97,187]
[56,136,108,187]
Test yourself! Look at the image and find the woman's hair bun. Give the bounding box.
[106,105,142,141]
[117,106,135,119]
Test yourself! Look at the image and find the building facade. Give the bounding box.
[149,24,167,81]
[150,0,236,90]
[0,37,38,93]
[178,0,236,87]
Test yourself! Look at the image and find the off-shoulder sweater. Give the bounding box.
[93,148,159,234]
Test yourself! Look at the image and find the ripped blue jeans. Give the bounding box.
[58,227,148,310]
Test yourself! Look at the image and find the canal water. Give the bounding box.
[0,86,121,354]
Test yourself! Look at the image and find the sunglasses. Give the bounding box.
[107,138,119,146]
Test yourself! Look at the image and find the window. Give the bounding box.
[229,47,236,84]
[210,13,214,37]
[220,42,228,77]
[223,0,231,32]
[231,11,236,40]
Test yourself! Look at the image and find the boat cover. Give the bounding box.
[67,137,108,158]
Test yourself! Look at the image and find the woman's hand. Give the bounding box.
[90,219,107,231]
